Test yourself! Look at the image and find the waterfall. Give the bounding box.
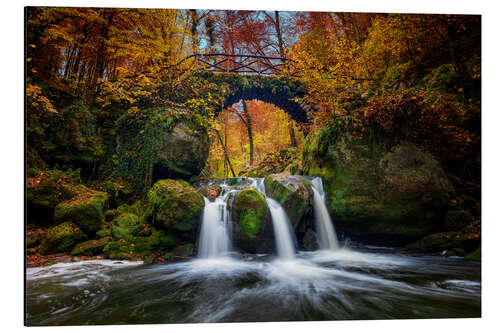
[198,194,232,258]
[311,177,339,250]
[266,198,296,260]
[249,177,266,195]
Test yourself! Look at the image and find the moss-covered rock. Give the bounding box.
[264,173,313,231]
[103,236,152,260]
[231,188,272,253]
[71,237,112,256]
[26,170,91,225]
[444,210,473,231]
[199,184,222,201]
[146,179,204,234]
[54,191,109,236]
[171,243,195,258]
[407,230,480,253]
[111,213,143,239]
[39,222,86,255]
[302,126,453,245]
[26,229,42,248]
[103,229,177,260]
[464,247,481,261]
[90,179,134,207]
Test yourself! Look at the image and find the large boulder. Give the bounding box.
[231,188,273,253]
[153,121,210,181]
[39,222,86,255]
[146,180,205,237]
[71,237,112,256]
[302,126,453,245]
[111,213,144,239]
[406,230,480,254]
[26,170,91,225]
[103,229,176,260]
[54,191,109,236]
[264,173,313,231]
[464,247,481,261]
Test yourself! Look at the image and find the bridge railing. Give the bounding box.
[175,53,300,77]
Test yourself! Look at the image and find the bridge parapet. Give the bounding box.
[177,53,299,77]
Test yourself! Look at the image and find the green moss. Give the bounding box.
[91,179,134,206]
[103,235,152,260]
[39,222,86,255]
[464,247,481,261]
[171,243,195,257]
[264,174,312,229]
[302,126,452,243]
[27,169,92,224]
[54,191,109,236]
[111,213,143,239]
[27,230,41,248]
[103,228,177,260]
[71,237,112,256]
[146,179,204,232]
[234,188,268,239]
[407,230,480,253]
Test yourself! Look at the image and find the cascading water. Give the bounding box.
[311,177,339,250]
[250,177,266,196]
[197,192,232,258]
[266,198,296,260]
[250,177,297,259]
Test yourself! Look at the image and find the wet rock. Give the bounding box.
[146,179,204,236]
[407,230,480,254]
[26,170,92,225]
[39,222,86,255]
[302,126,453,245]
[54,191,109,236]
[230,188,274,253]
[71,237,112,256]
[464,247,481,261]
[264,173,313,231]
[171,243,195,257]
[302,228,319,251]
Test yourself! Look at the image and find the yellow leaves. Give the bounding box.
[127,106,139,115]
[26,84,57,113]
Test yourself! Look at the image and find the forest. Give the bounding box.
[25,7,481,325]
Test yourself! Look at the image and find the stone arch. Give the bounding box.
[198,72,311,123]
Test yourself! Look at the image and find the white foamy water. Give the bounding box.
[198,195,232,259]
[311,177,339,250]
[249,177,266,195]
[26,260,143,281]
[266,198,296,260]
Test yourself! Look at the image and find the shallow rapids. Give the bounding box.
[26,247,480,325]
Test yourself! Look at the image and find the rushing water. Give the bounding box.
[25,176,481,325]
[311,178,339,250]
[266,198,297,260]
[198,193,232,258]
[26,249,481,325]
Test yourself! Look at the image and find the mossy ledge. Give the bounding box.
[146,179,205,233]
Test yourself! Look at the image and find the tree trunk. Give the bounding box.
[288,122,297,147]
[241,101,254,166]
[216,130,236,177]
